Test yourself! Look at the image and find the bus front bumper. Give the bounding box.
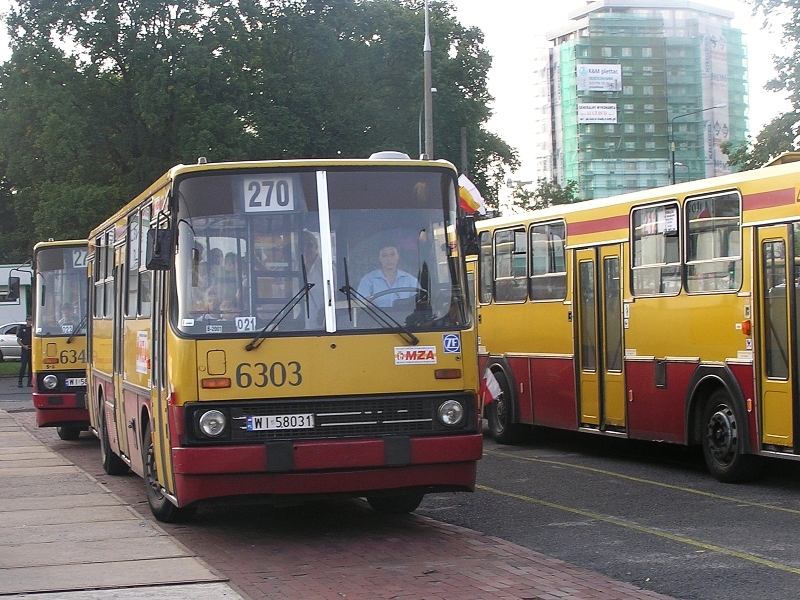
[170,433,483,506]
[32,392,90,428]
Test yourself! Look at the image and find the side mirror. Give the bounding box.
[6,276,20,301]
[460,215,480,256]
[146,229,174,270]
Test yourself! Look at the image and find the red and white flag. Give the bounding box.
[480,367,502,406]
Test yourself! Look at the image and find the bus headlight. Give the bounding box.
[437,399,465,427]
[198,410,227,437]
[42,374,59,390]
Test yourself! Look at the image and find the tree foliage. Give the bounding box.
[0,0,517,260]
[725,1,800,170]
[509,178,580,213]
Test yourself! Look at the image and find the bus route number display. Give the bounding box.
[244,177,295,212]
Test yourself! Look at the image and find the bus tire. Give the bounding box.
[57,425,82,441]
[367,492,424,514]
[486,369,523,445]
[143,421,195,523]
[99,397,128,476]
[702,389,762,483]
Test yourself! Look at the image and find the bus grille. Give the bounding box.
[183,393,474,444]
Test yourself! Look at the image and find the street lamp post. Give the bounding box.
[669,103,726,185]
[418,88,437,158]
[422,0,434,159]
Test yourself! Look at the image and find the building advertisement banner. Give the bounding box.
[578,103,617,123]
[700,20,730,177]
[576,64,622,91]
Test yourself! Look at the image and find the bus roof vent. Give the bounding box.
[197,156,208,164]
[369,151,410,160]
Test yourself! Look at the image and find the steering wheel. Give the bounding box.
[367,287,426,304]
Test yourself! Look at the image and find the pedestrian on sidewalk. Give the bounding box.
[16,315,32,388]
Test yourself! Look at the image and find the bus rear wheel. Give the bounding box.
[367,492,424,514]
[702,389,762,483]
[143,421,195,523]
[486,369,523,445]
[57,425,82,441]
[99,398,128,476]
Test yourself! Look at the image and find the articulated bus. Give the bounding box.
[32,239,89,440]
[87,153,481,522]
[477,155,800,482]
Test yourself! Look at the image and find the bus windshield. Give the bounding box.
[174,167,468,336]
[35,245,88,337]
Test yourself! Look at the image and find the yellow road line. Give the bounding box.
[484,448,800,516]
[476,483,800,576]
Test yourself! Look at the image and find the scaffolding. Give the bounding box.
[546,2,747,200]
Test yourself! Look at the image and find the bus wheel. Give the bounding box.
[57,425,82,441]
[702,389,762,483]
[487,369,523,445]
[143,421,195,523]
[99,399,128,475]
[367,492,424,514]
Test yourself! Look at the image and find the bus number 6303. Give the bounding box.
[235,361,302,388]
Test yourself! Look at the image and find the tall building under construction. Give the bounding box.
[534,0,748,200]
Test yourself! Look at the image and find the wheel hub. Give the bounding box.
[707,406,738,463]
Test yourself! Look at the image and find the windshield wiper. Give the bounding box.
[339,283,419,346]
[67,315,87,344]
[246,283,314,351]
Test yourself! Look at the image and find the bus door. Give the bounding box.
[575,246,626,429]
[151,268,175,494]
[756,225,796,450]
[113,256,131,460]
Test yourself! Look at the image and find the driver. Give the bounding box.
[357,243,419,307]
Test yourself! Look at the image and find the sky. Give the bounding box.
[0,0,792,183]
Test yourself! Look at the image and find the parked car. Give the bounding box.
[0,322,24,361]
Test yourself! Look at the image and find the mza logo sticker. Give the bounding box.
[395,346,437,365]
[442,333,461,354]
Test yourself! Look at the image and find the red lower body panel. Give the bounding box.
[32,392,89,428]
[171,433,482,506]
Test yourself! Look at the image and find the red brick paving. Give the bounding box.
[13,409,675,600]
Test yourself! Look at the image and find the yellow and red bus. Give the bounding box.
[477,156,800,482]
[31,239,89,440]
[87,153,481,521]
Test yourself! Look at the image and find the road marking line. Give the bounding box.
[484,448,800,516]
[476,483,800,575]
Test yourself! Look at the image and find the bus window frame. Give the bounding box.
[528,219,567,302]
[629,199,682,298]
[478,230,493,305]
[683,189,743,295]
[493,226,528,304]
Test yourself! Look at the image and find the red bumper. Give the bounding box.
[171,433,483,506]
[32,392,90,428]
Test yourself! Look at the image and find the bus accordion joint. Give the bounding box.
[201,378,232,389]
[741,320,751,336]
[435,368,462,379]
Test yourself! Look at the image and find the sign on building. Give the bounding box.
[577,64,622,91]
[578,103,618,123]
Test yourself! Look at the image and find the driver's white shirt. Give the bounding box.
[357,269,419,307]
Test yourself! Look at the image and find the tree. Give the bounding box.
[0,0,517,260]
[509,178,580,213]
[724,1,800,169]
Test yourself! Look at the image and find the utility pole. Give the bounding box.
[423,0,433,160]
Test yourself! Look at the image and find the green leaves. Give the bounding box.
[0,0,516,259]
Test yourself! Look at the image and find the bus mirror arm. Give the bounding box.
[146,229,174,271]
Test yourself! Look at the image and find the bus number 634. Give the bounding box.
[235,361,302,388]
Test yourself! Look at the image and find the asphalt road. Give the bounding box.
[418,428,800,600]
